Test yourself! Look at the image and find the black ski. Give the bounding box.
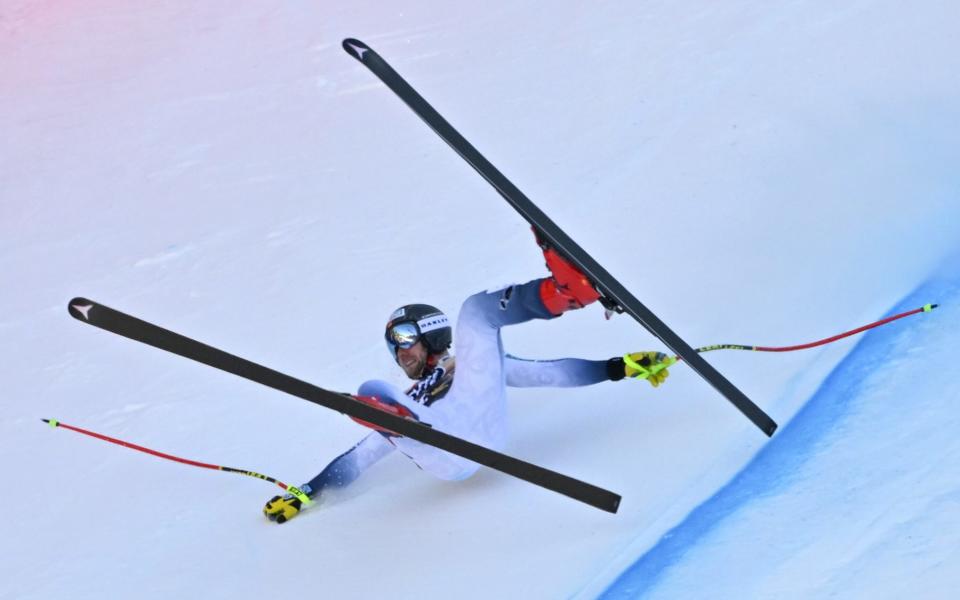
[342,38,777,437]
[67,298,621,513]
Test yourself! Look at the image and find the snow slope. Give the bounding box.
[2,1,958,598]
[593,261,960,598]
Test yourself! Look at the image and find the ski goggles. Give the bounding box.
[385,321,421,354]
[385,313,450,356]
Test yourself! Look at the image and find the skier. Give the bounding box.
[264,234,673,523]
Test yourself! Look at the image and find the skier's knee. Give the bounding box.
[459,292,487,319]
[357,379,393,398]
[458,291,499,330]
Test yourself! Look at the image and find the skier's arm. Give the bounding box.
[504,352,672,389]
[504,354,622,388]
[264,431,396,523]
[304,431,395,497]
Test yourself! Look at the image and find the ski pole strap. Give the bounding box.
[283,485,314,506]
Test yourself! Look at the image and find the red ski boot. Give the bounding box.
[534,229,601,315]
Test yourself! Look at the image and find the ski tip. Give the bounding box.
[68,298,95,321]
[342,38,371,61]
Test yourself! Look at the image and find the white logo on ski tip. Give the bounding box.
[71,303,93,320]
[347,42,368,59]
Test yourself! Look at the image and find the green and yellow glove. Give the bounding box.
[623,351,675,388]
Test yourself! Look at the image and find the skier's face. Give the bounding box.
[396,341,428,379]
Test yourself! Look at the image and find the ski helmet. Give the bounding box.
[385,304,452,359]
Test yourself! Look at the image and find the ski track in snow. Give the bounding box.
[133,244,198,268]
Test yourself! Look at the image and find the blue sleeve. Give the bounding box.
[305,432,394,497]
[504,354,611,388]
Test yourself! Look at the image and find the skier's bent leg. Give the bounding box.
[355,381,480,480]
[379,278,589,482]
[389,436,481,481]
[443,280,557,450]
[356,379,412,410]
[475,278,558,328]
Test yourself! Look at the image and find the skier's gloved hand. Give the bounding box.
[263,483,313,524]
[623,352,673,388]
[349,394,419,436]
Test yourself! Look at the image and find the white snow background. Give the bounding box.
[2,1,958,599]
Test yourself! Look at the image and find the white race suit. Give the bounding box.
[305,278,617,495]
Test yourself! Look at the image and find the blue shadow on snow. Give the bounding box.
[598,276,950,599]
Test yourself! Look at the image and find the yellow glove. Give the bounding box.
[264,484,313,524]
[624,352,673,388]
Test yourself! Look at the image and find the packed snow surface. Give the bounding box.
[2,1,957,598]
[596,272,960,599]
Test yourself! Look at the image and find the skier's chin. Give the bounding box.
[402,359,423,379]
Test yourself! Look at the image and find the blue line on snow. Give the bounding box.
[599,273,953,599]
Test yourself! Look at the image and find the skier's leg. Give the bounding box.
[387,271,598,481]
[355,380,480,480]
[386,280,551,478]
[441,280,556,438]
[356,379,404,400]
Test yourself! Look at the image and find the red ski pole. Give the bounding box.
[689,303,938,356]
[42,418,312,505]
[627,303,939,377]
